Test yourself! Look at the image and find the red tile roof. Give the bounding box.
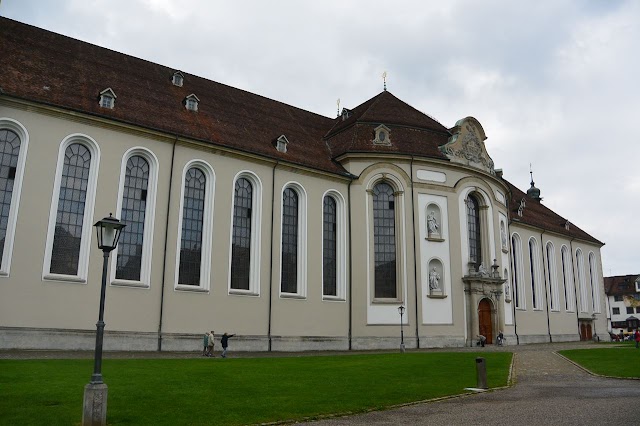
[604,275,640,295]
[504,180,603,245]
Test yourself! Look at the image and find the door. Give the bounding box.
[580,323,587,341]
[478,298,493,344]
[586,324,593,340]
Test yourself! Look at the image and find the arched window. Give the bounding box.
[280,183,307,297]
[511,234,525,309]
[529,238,541,310]
[466,195,482,269]
[561,245,575,312]
[44,135,100,282]
[323,195,337,297]
[589,252,600,313]
[175,161,214,291]
[575,249,588,313]
[231,177,253,291]
[373,182,397,299]
[115,155,150,282]
[546,242,559,311]
[0,123,26,276]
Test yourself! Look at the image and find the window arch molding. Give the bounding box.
[458,185,495,275]
[528,237,543,310]
[575,248,588,313]
[545,241,560,312]
[588,251,600,313]
[109,147,159,289]
[510,232,526,310]
[365,172,407,303]
[43,133,101,283]
[228,170,263,296]
[174,159,215,292]
[560,245,576,312]
[279,181,308,298]
[321,189,347,301]
[0,118,29,277]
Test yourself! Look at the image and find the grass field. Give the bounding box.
[559,345,640,378]
[0,352,512,425]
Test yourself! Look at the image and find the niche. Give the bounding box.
[427,258,446,298]
[425,203,444,242]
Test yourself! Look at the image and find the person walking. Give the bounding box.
[206,330,215,357]
[202,332,209,356]
[221,332,235,358]
[634,329,640,349]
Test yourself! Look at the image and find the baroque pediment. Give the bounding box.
[440,117,495,175]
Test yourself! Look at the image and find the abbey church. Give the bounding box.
[0,17,606,351]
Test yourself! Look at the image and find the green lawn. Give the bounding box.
[559,346,640,378]
[0,352,511,425]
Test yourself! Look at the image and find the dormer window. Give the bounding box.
[98,88,116,109]
[172,71,184,87]
[275,134,289,153]
[341,108,352,121]
[184,94,199,112]
[373,124,391,146]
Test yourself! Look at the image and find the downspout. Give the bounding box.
[267,161,279,352]
[409,156,420,349]
[506,189,519,345]
[569,238,580,339]
[157,135,178,351]
[539,231,552,343]
[347,178,353,351]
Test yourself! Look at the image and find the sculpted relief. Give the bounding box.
[439,117,496,176]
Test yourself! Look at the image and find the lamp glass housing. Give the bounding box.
[94,214,126,251]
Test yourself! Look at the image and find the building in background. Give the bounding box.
[0,17,607,351]
[605,275,640,335]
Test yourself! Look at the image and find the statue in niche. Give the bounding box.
[427,211,439,236]
[504,282,511,299]
[429,267,441,290]
[500,221,507,249]
[477,263,490,278]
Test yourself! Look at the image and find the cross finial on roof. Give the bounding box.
[382,71,387,91]
[336,98,340,118]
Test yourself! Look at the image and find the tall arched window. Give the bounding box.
[589,252,600,313]
[115,155,150,281]
[280,184,307,297]
[231,177,252,291]
[575,249,588,313]
[511,234,525,309]
[529,238,541,310]
[0,126,23,274]
[175,162,214,291]
[323,195,337,297]
[373,182,397,299]
[44,136,100,282]
[561,245,575,312]
[466,195,482,269]
[546,242,558,311]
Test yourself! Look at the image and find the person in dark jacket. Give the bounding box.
[221,332,235,358]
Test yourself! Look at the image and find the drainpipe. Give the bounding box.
[157,135,178,351]
[267,161,279,352]
[506,198,519,345]
[539,231,552,343]
[409,156,420,349]
[347,178,353,351]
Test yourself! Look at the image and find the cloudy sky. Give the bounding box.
[2,0,638,276]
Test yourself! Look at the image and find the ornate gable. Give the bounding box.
[440,117,495,175]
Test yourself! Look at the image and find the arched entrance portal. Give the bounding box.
[478,298,493,344]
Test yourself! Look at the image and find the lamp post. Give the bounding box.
[398,305,406,353]
[82,214,125,426]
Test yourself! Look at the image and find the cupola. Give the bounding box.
[527,167,542,201]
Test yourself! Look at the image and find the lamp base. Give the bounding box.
[400,343,406,353]
[82,383,108,426]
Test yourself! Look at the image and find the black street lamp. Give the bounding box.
[82,214,125,426]
[398,305,406,353]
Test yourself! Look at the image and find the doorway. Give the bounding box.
[478,298,493,344]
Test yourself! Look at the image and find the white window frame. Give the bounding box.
[0,118,29,277]
[511,233,526,310]
[110,147,159,289]
[99,88,116,109]
[561,245,576,312]
[279,181,307,299]
[42,134,100,283]
[545,241,560,312]
[575,248,588,313]
[322,189,347,301]
[588,252,601,313]
[174,160,215,292]
[227,171,262,296]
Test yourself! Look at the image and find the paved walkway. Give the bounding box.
[2,342,638,425]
